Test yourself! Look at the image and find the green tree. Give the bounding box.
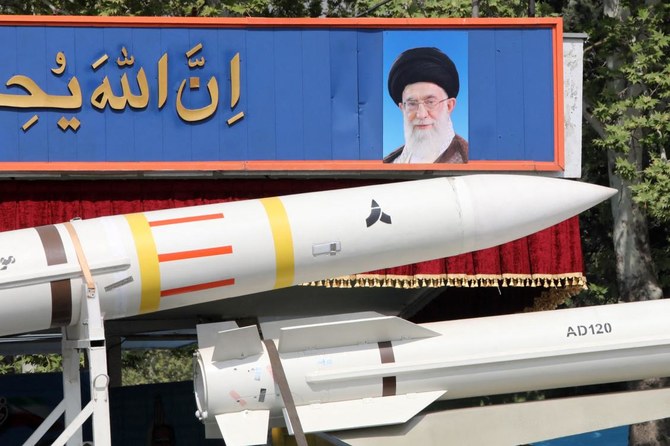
[569,1,670,444]
[567,0,670,295]
[0,353,78,374]
[0,347,195,385]
[121,345,196,386]
[0,0,325,17]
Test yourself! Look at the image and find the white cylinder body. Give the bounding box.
[0,175,615,336]
[195,299,670,422]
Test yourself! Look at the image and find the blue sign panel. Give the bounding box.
[0,18,561,171]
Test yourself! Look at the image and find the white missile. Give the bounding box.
[0,175,614,337]
[193,299,670,446]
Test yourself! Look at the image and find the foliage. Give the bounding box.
[588,4,670,162]
[0,346,195,386]
[570,123,621,305]
[324,0,559,18]
[632,154,670,223]
[0,0,564,18]
[578,0,670,298]
[121,345,196,386]
[325,0,470,18]
[0,354,67,374]
[0,0,325,17]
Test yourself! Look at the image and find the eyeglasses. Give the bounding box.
[402,98,449,112]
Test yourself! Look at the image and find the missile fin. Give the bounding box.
[212,325,263,362]
[286,390,445,434]
[278,316,439,353]
[259,312,384,340]
[330,388,670,446]
[214,410,270,446]
[196,321,240,349]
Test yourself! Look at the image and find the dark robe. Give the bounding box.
[383,134,469,164]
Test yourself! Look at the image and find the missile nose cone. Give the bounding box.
[454,175,616,250]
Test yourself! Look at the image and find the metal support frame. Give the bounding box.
[23,283,111,446]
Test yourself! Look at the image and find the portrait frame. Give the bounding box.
[382,31,469,161]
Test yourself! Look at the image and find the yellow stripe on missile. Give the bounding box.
[125,213,161,313]
[260,197,295,288]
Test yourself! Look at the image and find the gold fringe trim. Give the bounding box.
[302,272,587,293]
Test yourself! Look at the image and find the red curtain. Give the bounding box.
[0,178,584,294]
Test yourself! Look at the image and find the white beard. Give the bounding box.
[395,111,456,163]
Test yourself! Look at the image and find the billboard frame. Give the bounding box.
[0,16,564,175]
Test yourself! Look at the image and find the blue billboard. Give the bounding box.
[0,17,563,172]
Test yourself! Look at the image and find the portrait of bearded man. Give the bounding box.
[384,47,469,164]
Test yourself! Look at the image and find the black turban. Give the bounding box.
[387,47,459,105]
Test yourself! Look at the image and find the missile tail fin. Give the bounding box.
[212,325,263,362]
[259,312,384,340]
[278,316,439,353]
[329,388,670,446]
[285,390,445,434]
[215,410,270,446]
[196,321,240,350]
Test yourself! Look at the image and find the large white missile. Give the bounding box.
[193,299,670,446]
[0,175,614,337]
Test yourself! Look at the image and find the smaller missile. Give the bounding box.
[193,299,670,446]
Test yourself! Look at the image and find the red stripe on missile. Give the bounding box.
[158,246,233,262]
[160,278,235,297]
[149,213,224,227]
